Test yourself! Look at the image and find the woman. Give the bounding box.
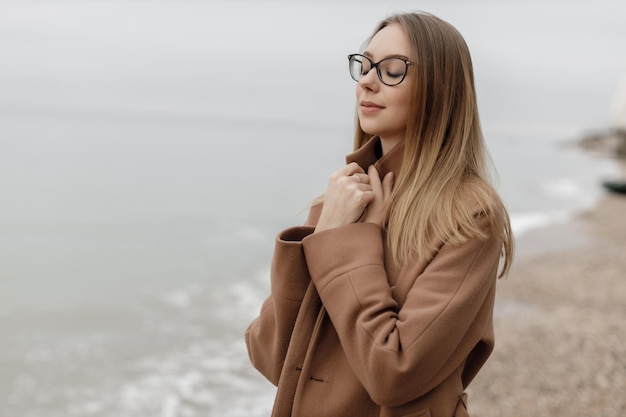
[246,11,513,417]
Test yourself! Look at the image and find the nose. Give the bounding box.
[358,67,379,91]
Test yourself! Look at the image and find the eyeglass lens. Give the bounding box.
[349,55,407,86]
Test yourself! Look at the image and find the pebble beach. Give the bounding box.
[467,188,626,416]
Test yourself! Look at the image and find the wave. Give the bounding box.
[510,210,572,237]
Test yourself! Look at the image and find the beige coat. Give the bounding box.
[246,137,504,417]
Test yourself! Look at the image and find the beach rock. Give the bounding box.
[576,128,626,159]
[575,71,626,160]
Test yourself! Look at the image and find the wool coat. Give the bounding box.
[246,137,504,417]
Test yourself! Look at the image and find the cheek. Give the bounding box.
[393,91,412,124]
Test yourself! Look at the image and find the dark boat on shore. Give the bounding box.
[602,179,626,194]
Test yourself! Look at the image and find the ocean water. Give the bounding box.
[0,1,625,416]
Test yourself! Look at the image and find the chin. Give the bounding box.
[358,122,381,137]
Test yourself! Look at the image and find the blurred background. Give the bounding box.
[0,1,624,416]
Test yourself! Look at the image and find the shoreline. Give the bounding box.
[467,192,626,416]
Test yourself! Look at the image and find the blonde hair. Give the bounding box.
[355,12,513,277]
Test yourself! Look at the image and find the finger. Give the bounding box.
[351,173,370,184]
[360,190,376,205]
[330,163,366,185]
[344,162,366,176]
[337,174,367,188]
[367,166,383,195]
[355,183,373,192]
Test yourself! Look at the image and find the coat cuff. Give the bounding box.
[270,226,316,300]
[302,223,385,293]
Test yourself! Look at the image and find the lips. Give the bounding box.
[360,100,385,114]
[361,100,384,109]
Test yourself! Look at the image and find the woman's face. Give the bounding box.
[357,23,413,151]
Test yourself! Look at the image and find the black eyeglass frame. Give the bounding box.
[347,53,412,86]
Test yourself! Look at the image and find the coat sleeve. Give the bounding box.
[245,225,315,385]
[301,213,502,407]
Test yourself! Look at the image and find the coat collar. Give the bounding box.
[345,136,405,179]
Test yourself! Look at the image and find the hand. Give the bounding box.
[315,163,375,232]
[362,166,394,227]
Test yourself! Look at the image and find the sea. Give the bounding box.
[0,1,624,416]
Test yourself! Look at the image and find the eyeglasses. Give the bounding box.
[348,54,411,86]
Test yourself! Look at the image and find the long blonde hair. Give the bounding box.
[355,12,513,277]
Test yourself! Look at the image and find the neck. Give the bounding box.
[380,136,402,156]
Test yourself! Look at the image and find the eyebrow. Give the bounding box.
[362,51,410,61]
